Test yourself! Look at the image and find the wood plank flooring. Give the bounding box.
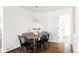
[7,42,73,53]
[0,39,1,52]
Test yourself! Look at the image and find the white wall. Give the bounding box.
[72,7,79,52]
[0,6,2,52]
[3,6,33,52]
[75,7,79,35]
[0,6,2,38]
[33,8,72,44]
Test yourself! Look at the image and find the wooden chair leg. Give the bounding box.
[25,47,27,53]
[19,47,22,53]
[41,44,43,52]
[46,43,48,50]
[19,47,28,53]
[44,42,48,50]
[45,42,48,50]
[24,47,26,53]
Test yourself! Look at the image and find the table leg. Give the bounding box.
[33,39,35,53]
[33,39,37,53]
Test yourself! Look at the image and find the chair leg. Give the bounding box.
[41,44,43,52]
[24,47,26,53]
[46,42,48,49]
[25,47,27,53]
[19,47,22,53]
[45,42,48,50]
[44,42,48,50]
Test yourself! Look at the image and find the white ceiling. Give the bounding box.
[21,6,71,12]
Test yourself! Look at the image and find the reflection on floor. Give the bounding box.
[7,42,73,53]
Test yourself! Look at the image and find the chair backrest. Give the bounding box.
[46,33,49,39]
[40,35,46,40]
[18,35,26,45]
[42,33,49,41]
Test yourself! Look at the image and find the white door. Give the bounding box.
[58,14,71,44]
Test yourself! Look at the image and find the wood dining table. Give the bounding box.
[22,32,46,52]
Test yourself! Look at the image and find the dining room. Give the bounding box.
[3,6,74,53]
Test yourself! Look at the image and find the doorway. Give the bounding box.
[58,14,71,46]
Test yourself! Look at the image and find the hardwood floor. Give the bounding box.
[7,42,73,53]
[0,39,1,52]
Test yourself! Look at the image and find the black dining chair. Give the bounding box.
[37,35,47,52]
[18,35,33,53]
[43,33,49,50]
